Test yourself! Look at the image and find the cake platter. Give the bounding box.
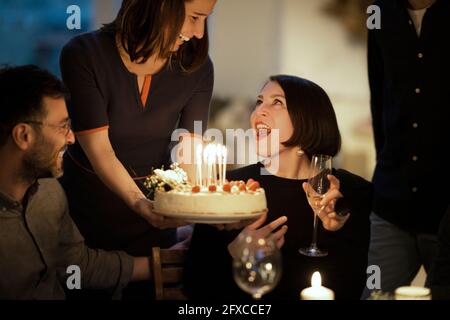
[144,163,267,224]
[152,207,266,224]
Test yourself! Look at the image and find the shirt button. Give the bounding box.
[418,53,424,59]
[413,123,418,129]
[409,20,413,25]
[415,88,421,94]
[412,187,418,193]
[412,156,418,161]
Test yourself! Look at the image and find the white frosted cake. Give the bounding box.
[144,164,267,222]
[154,186,267,215]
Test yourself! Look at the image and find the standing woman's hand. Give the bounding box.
[133,197,189,229]
[77,131,189,230]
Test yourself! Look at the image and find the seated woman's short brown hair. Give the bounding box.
[269,75,342,159]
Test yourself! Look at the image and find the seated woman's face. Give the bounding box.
[171,0,217,52]
[251,81,294,157]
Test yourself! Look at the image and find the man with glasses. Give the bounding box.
[0,65,151,299]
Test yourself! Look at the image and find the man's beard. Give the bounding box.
[21,138,65,182]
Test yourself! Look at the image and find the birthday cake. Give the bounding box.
[144,164,267,222]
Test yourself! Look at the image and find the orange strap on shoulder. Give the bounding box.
[140,75,152,108]
[75,125,110,136]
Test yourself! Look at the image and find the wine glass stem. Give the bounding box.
[253,292,262,300]
[311,211,319,249]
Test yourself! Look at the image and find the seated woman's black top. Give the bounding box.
[184,163,372,300]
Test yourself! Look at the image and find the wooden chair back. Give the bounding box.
[151,247,188,300]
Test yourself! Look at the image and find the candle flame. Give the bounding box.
[198,144,228,187]
[311,272,322,287]
[205,144,216,162]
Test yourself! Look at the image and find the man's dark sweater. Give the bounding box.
[0,179,133,300]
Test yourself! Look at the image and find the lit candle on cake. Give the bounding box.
[196,144,203,187]
[217,145,223,187]
[300,272,335,300]
[211,144,218,186]
[204,144,210,186]
[204,144,214,186]
[200,144,227,187]
[222,145,227,186]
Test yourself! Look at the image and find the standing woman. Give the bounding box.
[59,0,217,296]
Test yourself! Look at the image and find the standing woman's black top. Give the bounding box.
[184,163,372,300]
[59,28,214,256]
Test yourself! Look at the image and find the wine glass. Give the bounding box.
[232,233,282,299]
[299,154,332,257]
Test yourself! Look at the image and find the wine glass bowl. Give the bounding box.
[299,154,332,257]
[305,169,331,212]
[232,234,282,299]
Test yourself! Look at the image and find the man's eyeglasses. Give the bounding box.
[23,119,72,137]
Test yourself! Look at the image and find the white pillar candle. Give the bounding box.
[300,272,335,300]
[395,286,431,300]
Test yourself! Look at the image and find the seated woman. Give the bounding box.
[183,75,373,300]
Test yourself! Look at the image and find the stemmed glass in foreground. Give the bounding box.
[232,234,282,299]
[299,154,332,257]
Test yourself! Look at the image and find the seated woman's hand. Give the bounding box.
[302,174,350,232]
[227,214,288,260]
[133,198,189,229]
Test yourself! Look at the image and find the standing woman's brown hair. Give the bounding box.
[104,0,210,72]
